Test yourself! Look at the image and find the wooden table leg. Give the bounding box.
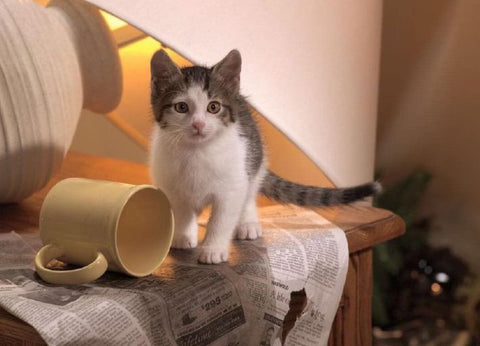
[329,248,373,346]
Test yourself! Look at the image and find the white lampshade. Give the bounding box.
[84,0,382,186]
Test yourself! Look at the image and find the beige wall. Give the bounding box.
[376,0,480,271]
[70,110,147,164]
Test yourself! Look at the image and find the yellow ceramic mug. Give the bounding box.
[35,178,173,285]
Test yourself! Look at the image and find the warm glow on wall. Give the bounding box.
[100,10,127,31]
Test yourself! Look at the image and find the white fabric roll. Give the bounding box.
[0,0,121,203]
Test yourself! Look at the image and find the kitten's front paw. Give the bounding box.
[198,245,229,264]
[171,234,198,249]
[235,222,262,240]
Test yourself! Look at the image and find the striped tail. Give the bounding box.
[260,171,381,206]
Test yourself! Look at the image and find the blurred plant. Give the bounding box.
[372,169,475,345]
[373,170,432,327]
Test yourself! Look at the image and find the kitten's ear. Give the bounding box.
[150,50,182,95]
[212,50,242,93]
[151,49,181,79]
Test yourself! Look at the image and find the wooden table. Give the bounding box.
[0,152,404,345]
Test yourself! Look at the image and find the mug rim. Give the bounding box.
[113,184,174,277]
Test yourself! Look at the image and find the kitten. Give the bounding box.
[149,49,380,264]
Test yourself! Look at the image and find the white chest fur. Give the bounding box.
[150,124,248,211]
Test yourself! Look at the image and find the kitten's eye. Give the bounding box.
[174,102,189,113]
[207,101,221,114]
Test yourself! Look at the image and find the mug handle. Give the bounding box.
[35,244,108,285]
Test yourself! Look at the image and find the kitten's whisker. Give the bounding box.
[165,129,184,149]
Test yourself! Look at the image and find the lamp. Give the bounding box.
[84,0,382,187]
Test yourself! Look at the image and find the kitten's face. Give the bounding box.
[150,50,241,146]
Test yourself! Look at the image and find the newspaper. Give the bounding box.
[0,205,348,346]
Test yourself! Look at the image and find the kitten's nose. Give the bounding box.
[192,121,205,132]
